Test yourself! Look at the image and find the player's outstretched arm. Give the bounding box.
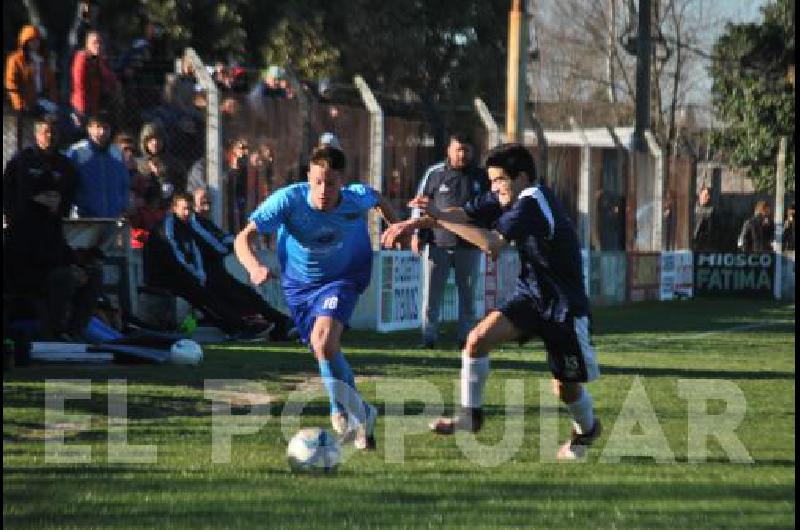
[381,215,435,249]
[374,193,415,249]
[374,193,401,225]
[407,195,471,224]
[234,221,273,285]
[434,217,507,259]
[407,195,506,257]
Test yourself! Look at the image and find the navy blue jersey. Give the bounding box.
[464,184,589,321]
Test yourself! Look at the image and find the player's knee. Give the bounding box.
[464,327,488,356]
[309,331,338,360]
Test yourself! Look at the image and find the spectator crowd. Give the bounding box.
[3,6,305,345]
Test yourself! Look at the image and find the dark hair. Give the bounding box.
[85,28,101,43]
[86,111,110,126]
[33,114,58,129]
[114,131,135,145]
[447,131,472,146]
[310,145,346,172]
[484,143,537,183]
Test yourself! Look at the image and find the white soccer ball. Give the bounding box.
[287,427,340,473]
[169,339,203,365]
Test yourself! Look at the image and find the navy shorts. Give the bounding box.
[499,294,600,383]
[283,280,361,344]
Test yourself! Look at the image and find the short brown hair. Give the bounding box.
[310,146,346,172]
[171,192,193,208]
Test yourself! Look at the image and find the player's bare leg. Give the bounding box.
[430,311,520,434]
[553,379,601,460]
[311,316,376,449]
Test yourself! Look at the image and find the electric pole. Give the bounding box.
[633,0,651,151]
[506,0,527,142]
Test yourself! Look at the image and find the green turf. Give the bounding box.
[3,299,795,529]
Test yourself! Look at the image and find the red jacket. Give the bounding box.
[70,49,119,116]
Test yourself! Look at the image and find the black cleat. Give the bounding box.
[430,407,483,435]
[557,419,602,461]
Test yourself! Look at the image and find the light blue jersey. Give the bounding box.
[249,182,378,291]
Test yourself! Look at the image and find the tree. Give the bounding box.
[709,0,795,193]
[252,1,508,112]
[140,0,247,62]
[532,0,715,156]
[260,16,340,81]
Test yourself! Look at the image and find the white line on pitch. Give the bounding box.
[687,320,795,339]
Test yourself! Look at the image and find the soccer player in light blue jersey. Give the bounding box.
[234,145,403,450]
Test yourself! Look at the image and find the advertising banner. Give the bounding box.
[377,251,422,332]
[660,251,694,300]
[694,252,775,298]
[627,252,661,302]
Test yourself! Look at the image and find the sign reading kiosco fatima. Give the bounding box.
[694,252,775,298]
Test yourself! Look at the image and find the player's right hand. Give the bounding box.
[381,221,412,249]
[248,264,272,286]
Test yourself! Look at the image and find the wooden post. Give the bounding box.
[506,0,527,142]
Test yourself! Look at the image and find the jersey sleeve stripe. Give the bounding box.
[411,161,446,219]
[520,186,555,239]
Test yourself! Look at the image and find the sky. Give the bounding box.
[530,0,772,110]
[720,0,767,23]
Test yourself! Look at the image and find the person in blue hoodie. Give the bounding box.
[66,112,129,218]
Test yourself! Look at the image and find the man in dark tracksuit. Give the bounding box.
[3,115,79,224]
[190,187,294,341]
[143,192,270,339]
[411,133,488,348]
[4,181,101,340]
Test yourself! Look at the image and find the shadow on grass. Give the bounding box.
[3,475,795,529]
[348,353,795,381]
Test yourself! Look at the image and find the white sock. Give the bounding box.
[565,387,595,435]
[460,355,490,409]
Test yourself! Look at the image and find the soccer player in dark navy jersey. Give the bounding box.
[235,145,404,450]
[382,143,601,460]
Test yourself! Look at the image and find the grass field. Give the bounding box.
[3,299,795,529]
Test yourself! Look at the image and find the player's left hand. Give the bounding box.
[247,264,273,285]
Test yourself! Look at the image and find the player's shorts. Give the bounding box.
[499,294,600,383]
[283,279,362,344]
